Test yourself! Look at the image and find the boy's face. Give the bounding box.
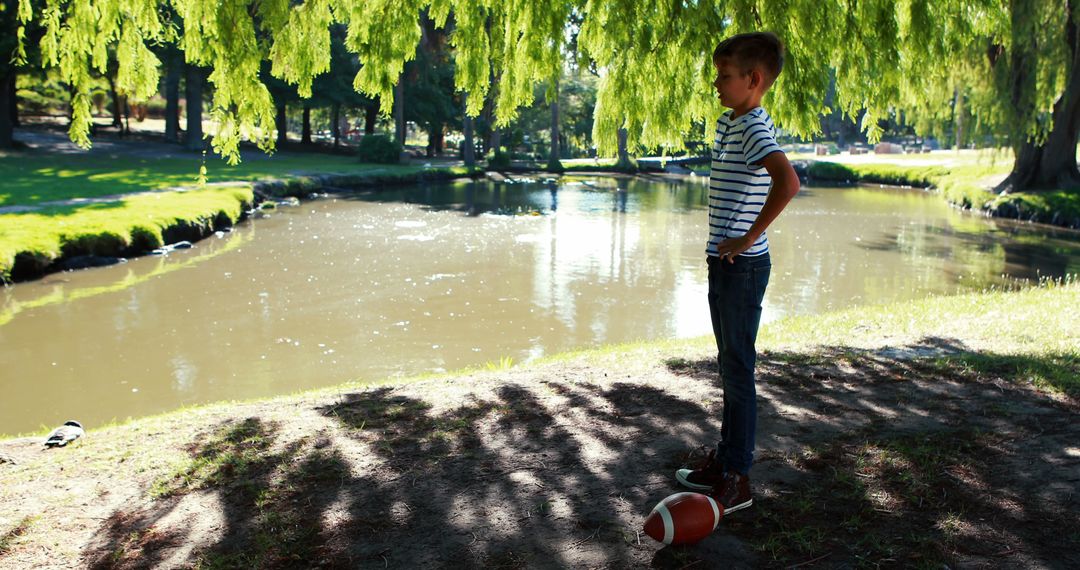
[712,57,756,112]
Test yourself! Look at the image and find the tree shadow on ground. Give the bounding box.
[663,336,1080,568]
[314,383,720,568]
[82,416,351,569]
[78,337,1079,569]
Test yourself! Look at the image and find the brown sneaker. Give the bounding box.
[711,470,753,514]
[675,448,725,491]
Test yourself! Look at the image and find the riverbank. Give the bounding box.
[2,280,1077,568]
[791,151,1080,229]
[0,126,636,284]
[0,136,479,283]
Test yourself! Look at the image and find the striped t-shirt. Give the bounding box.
[706,106,783,257]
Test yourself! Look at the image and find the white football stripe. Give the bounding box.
[655,503,674,545]
[706,495,721,530]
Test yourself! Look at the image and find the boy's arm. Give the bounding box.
[713,151,801,263]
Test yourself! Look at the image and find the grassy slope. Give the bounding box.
[760,279,1079,395]
[0,186,255,281]
[0,150,476,280]
[797,151,1080,225]
[0,153,429,207]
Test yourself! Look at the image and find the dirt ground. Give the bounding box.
[1,336,1078,569]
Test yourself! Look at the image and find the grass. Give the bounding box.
[986,187,1080,225]
[796,149,1079,227]
[150,417,278,499]
[0,516,37,557]
[142,417,348,567]
[737,428,998,566]
[807,161,951,187]
[936,351,1080,396]
[762,277,1077,349]
[0,147,479,282]
[0,152,433,207]
[0,185,254,281]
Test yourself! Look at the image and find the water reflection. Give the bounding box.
[1,177,1077,435]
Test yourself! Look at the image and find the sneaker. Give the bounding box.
[711,470,753,514]
[675,448,725,491]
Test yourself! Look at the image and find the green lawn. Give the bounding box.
[0,152,429,207]
[0,148,479,281]
[759,277,1079,396]
[790,149,1079,225]
[0,185,255,280]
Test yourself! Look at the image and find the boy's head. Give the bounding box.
[712,32,785,91]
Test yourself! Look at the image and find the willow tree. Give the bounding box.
[580,0,1077,193]
[995,0,1080,191]
[12,0,1078,191]
[875,0,1079,191]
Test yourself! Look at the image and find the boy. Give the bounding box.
[674,32,800,513]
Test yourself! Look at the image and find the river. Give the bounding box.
[2,176,1078,435]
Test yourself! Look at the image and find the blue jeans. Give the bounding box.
[707,253,770,475]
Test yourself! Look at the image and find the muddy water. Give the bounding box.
[3,177,1078,435]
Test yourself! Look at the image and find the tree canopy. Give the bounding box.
[12,0,1079,182]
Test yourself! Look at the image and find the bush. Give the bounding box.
[850,164,947,187]
[356,135,402,164]
[806,161,857,181]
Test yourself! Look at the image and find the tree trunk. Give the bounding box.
[0,69,13,149]
[8,69,17,128]
[423,122,445,157]
[301,104,312,144]
[184,64,204,151]
[395,78,408,161]
[394,79,405,146]
[121,95,131,136]
[108,74,122,128]
[482,84,497,156]
[164,56,181,143]
[547,79,562,172]
[996,0,1080,192]
[953,88,965,151]
[332,103,341,148]
[364,101,378,134]
[616,127,632,170]
[432,122,444,155]
[340,107,349,143]
[489,128,502,156]
[275,102,287,146]
[462,96,475,168]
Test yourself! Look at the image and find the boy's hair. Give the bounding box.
[713,32,785,88]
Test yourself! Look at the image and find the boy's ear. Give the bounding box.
[748,68,763,90]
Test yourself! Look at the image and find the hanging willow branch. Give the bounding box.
[14,0,1071,164]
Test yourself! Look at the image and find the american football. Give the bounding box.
[642,491,723,545]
